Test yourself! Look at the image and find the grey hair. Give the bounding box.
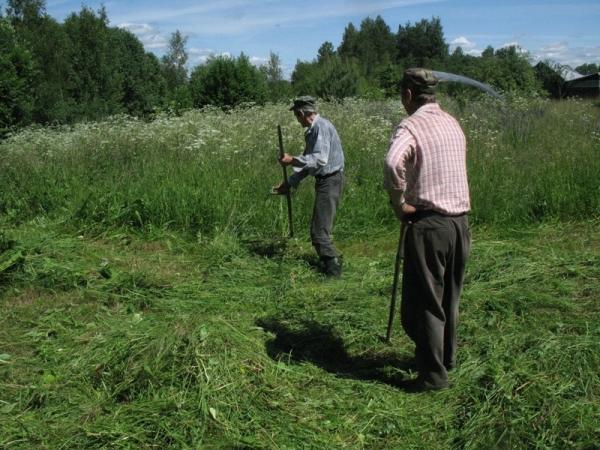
[295,105,317,114]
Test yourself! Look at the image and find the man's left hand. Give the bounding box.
[272,182,289,195]
[401,202,417,216]
[388,190,417,220]
[391,202,416,220]
[279,153,294,166]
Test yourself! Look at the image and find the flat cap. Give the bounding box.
[289,95,317,112]
[402,68,439,94]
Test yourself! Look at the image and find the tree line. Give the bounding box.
[1,0,598,135]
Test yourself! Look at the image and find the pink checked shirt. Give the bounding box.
[384,103,470,215]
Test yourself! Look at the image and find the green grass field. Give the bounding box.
[1,97,599,448]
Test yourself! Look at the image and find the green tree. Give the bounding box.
[0,17,34,134]
[491,46,541,93]
[190,54,267,108]
[317,41,336,63]
[575,63,599,75]
[396,17,448,67]
[63,6,123,120]
[337,16,394,79]
[444,47,483,99]
[356,16,395,76]
[260,51,290,102]
[5,0,73,123]
[161,30,191,111]
[316,56,361,100]
[5,0,45,21]
[374,63,403,97]
[337,23,359,59]
[111,27,166,115]
[162,30,188,89]
[290,60,321,96]
[534,60,568,98]
[481,46,494,58]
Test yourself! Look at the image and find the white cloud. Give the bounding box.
[113,0,253,24]
[451,36,476,50]
[116,24,267,69]
[118,23,168,50]
[534,41,600,68]
[249,56,269,67]
[187,48,233,65]
[449,36,482,56]
[499,41,529,54]
[113,0,442,36]
[500,41,520,49]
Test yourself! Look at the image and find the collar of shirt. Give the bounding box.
[413,103,441,115]
[305,114,321,134]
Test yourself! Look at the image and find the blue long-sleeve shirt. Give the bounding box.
[288,115,345,188]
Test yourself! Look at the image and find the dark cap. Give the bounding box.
[289,95,317,112]
[402,68,438,94]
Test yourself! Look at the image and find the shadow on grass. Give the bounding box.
[256,316,415,387]
[297,253,323,272]
[243,237,288,258]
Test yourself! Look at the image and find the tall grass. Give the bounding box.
[1,222,598,448]
[1,98,599,448]
[1,97,599,238]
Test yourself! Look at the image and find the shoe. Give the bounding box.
[398,378,449,393]
[323,257,342,278]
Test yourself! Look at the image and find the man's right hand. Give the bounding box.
[271,182,289,195]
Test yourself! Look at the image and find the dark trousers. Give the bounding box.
[310,172,343,259]
[401,213,470,387]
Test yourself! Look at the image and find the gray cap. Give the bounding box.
[289,95,317,112]
[402,68,439,94]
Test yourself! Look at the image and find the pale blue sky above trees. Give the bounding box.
[45,0,600,74]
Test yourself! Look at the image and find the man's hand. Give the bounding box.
[391,202,417,221]
[388,190,416,221]
[401,202,417,216]
[279,153,294,166]
[271,181,289,195]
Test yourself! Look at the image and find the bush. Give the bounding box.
[190,55,268,108]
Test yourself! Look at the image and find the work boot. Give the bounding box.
[323,256,342,278]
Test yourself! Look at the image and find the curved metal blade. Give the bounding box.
[432,71,502,98]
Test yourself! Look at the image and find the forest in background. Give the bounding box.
[2,0,599,136]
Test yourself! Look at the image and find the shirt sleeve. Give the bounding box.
[293,124,330,169]
[384,125,416,192]
[287,169,309,188]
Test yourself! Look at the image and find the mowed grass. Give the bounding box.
[1,220,599,449]
[1,97,600,448]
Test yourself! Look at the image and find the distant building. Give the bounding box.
[534,62,600,98]
[564,72,600,98]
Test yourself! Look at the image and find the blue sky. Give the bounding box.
[43,0,600,75]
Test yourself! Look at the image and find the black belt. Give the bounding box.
[315,170,341,180]
[408,209,467,222]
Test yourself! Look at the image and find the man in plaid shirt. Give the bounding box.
[384,68,471,391]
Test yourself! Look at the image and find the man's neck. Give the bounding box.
[305,113,317,126]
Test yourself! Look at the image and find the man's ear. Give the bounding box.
[402,87,413,104]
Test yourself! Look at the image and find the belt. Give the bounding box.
[315,170,341,180]
[407,209,467,222]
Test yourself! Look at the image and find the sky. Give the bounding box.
[43,0,600,76]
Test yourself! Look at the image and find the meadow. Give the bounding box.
[1,96,599,449]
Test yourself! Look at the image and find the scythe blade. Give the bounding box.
[432,70,502,98]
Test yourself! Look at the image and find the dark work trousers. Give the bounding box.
[310,171,344,260]
[401,213,470,388]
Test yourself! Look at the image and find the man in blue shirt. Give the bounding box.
[274,96,345,277]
